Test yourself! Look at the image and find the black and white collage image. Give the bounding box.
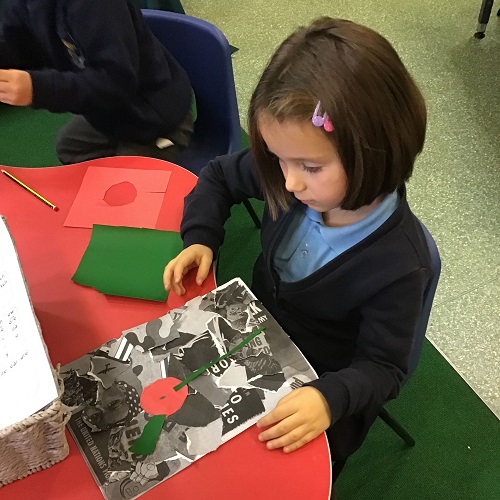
[61,278,317,500]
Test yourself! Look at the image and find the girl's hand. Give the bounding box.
[256,387,331,453]
[163,244,213,295]
[0,69,33,106]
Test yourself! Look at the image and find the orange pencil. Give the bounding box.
[2,169,59,211]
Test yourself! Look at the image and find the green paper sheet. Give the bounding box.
[72,225,183,301]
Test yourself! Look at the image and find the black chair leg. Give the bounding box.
[243,199,261,229]
[378,407,415,446]
[214,200,259,282]
[214,252,221,282]
[474,0,494,38]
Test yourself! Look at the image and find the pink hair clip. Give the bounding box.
[311,101,334,132]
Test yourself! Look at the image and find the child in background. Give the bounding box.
[0,0,193,164]
[163,17,431,482]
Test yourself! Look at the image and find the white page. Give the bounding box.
[0,217,58,431]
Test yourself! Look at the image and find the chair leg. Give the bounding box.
[215,200,259,282]
[378,407,415,446]
[214,252,221,282]
[243,199,261,229]
[474,0,495,38]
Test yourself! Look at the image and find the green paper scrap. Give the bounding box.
[174,326,265,391]
[129,414,166,455]
[72,225,183,301]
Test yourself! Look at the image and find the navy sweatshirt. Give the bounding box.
[181,149,432,460]
[0,0,192,143]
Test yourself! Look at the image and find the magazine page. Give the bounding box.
[61,278,317,500]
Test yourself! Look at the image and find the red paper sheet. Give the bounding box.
[64,167,171,229]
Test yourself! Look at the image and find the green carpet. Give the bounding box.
[1,108,499,499]
[337,342,500,499]
[0,103,70,167]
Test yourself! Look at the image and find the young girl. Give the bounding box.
[163,17,431,482]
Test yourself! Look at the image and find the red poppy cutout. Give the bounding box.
[140,377,188,416]
[103,181,137,206]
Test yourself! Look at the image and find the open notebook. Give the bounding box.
[0,216,58,431]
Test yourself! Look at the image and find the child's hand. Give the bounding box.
[163,244,213,295]
[0,69,33,106]
[256,387,331,453]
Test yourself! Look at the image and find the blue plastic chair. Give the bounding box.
[142,10,260,228]
[379,221,441,445]
[138,0,185,13]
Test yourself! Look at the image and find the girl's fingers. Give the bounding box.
[195,256,212,285]
[264,423,309,450]
[164,245,213,294]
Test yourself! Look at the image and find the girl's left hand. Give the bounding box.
[256,386,331,453]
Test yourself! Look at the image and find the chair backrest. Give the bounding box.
[142,10,241,174]
[139,1,185,13]
[406,221,441,380]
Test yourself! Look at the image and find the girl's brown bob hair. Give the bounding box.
[249,17,427,219]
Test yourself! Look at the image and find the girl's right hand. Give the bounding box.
[163,244,213,296]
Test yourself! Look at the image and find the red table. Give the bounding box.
[0,156,331,500]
